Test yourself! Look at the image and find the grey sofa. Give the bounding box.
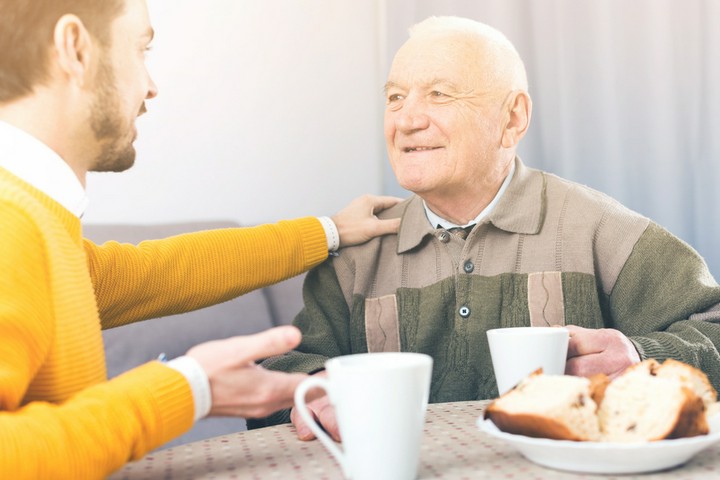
[82,221,306,449]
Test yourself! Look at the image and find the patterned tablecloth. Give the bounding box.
[110,401,720,480]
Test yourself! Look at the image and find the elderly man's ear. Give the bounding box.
[500,91,532,149]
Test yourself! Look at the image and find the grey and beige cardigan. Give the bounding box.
[253,157,720,428]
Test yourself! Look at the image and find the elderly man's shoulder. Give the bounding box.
[333,196,411,263]
[542,170,647,223]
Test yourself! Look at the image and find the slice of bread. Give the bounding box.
[654,359,718,412]
[485,359,718,443]
[484,371,602,441]
[598,364,708,442]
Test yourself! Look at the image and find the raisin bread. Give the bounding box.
[484,360,718,442]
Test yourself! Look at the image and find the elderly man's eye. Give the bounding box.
[387,93,404,103]
[431,91,446,97]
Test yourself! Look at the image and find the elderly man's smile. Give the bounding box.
[403,146,443,153]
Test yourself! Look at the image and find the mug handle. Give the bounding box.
[294,377,348,476]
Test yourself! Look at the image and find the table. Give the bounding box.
[110,401,720,479]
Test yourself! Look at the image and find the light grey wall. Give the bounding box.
[84,0,387,226]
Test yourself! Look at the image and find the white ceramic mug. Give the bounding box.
[294,352,433,480]
[487,326,569,395]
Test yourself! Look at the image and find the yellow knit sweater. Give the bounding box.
[0,167,328,479]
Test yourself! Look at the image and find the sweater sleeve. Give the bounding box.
[608,222,720,390]
[0,362,194,479]
[85,217,328,328]
[0,205,194,479]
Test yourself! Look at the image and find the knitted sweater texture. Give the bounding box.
[0,167,328,479]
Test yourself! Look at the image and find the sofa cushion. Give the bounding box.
[263,273,307,326]
[100,295,275,377]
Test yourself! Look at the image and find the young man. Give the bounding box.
[0,0,399,477]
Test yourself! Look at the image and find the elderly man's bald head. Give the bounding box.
[405,16,528,95]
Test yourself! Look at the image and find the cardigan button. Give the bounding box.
[438,231,450,243]
[459,306,471,318]
[463,261,474,273]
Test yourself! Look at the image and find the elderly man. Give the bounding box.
[251,16,720,440]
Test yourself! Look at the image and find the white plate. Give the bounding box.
[478,415,720,474]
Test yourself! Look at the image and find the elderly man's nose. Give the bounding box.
[396,102,430,132]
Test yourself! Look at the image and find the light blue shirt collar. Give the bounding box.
[423,160,516,229]
[0,120,88,218]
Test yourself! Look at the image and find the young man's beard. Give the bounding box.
[89,60,137,173]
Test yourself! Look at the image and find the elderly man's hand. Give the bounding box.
[332,194,402,247]
[290,372,341,442]
[186,326,311,419]
[565,325,641,379]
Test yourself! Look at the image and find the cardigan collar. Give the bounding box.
[397,157,546,254]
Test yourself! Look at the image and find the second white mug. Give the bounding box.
[487,326,569,395]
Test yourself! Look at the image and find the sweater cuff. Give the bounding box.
[292,217,329,267]
[630,335,684,362]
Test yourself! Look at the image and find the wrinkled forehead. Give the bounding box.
[388,32,489,86]
[388,30,525,95]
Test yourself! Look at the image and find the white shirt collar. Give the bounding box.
[0,120,88,218]
[424,160,516,229]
